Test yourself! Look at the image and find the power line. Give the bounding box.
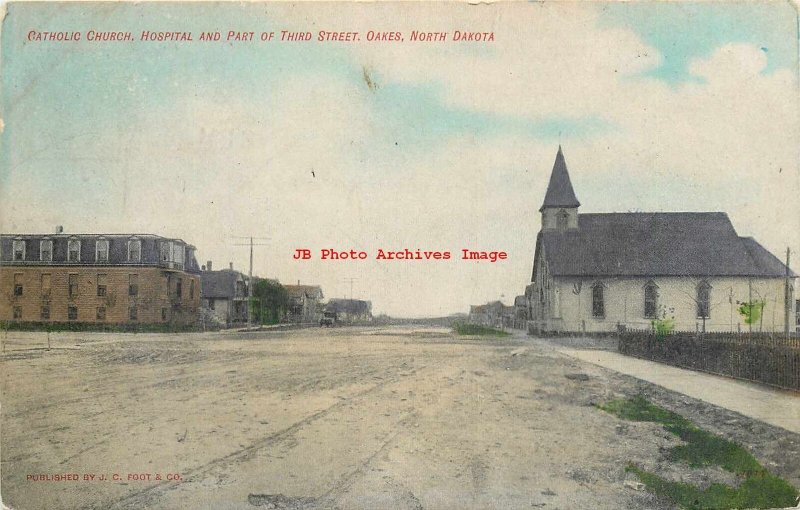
[230,236,270,330]
[341,277,359,300]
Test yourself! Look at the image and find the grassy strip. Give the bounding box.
[1,321,200,333]
[626,465,797,510]
[600,396,798,509]
[452,322,510,337]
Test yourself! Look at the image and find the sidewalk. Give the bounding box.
[559,348,800,434]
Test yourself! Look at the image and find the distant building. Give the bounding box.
[326,298,372,324]
[529,147,796,334]
[501,304,515,328]
[0,233,201,326]
[513,295,529,328]
[200,261,249,326]
[468,301,506,327]
[284,284,324,323]
[468,304,487,325]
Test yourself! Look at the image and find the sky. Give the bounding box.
[1,1,798,317]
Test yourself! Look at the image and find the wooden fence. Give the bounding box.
[1,329,53,353]
[618,330,800,391]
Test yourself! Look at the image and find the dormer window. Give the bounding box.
[175,244,184,267]
[128,237,141,262]
[40,239,53,262]
[159,240,185,269]
[12,239,25,261]
[96,238,109,262]
[68,238,81,262]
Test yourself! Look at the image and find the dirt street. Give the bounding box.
[1,326,798,510]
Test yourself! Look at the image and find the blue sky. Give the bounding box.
[598,1,798,83]
[3,2,796,177]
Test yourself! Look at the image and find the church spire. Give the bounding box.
[539,145,580,212]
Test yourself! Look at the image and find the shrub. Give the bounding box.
[452,322,510,337]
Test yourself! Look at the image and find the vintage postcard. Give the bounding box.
[1,1,799,509]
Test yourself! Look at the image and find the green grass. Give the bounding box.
[626,465,797,510]
[452,322,510,337]
[669,426,762,474]
[600,396,799,509]
[0,321,199,333]
[599,395,693,429]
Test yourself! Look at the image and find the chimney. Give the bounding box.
[297,280,300,285]
[229,262,234,270]
[201,265,206,271]
[55,225,63,234]
[206,261,212,271]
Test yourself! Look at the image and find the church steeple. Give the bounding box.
[540,146,580,212]
[540,146,580,231]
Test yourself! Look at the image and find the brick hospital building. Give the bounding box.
[0,233,201,326]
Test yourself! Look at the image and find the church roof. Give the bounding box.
[539,146,580,212]
[535,212,795,278]
[739,237,792,277]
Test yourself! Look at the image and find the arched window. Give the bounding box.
[696,281,711,319]
[12,239,25,261]
[95,237,109,262]
[557,209,569,230]
[128,237,141,262]
[40,239,53,262]
[591,282,605,318]
[644,281,658,319]
[68,238,81,262]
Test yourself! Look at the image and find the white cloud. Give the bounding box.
[689,43,770,81]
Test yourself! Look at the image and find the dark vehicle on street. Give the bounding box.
[320,310,337,327]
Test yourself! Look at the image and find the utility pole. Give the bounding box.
[785,247,791,337]
[729,287,734,331]
[232,236,270,331]
[342,277,358,299]
[249,237,253,331]
[748,278,753,336]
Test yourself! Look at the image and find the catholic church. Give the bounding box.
[527,147,796,334]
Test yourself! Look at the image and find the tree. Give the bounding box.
[250,280,289,325]
[651,304,675,337]
[672,277,729,334]
[737,299,766,327]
